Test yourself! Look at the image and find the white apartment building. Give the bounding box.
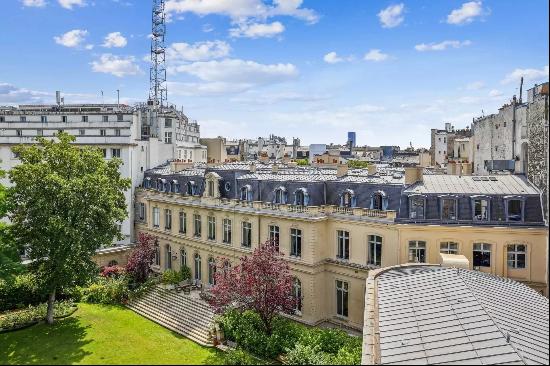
[0,101,206,244]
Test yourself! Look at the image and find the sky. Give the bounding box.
[1,0,548,148]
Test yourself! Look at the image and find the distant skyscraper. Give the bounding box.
[347,132,356,148]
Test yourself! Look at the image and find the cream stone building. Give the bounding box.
[133,162,548,331]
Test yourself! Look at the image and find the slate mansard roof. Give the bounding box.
[141,163,546,225]
[362,265,549,365]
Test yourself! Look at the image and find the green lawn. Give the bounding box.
[0,303,224,365]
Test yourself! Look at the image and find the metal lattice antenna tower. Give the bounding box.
[149,0,167,108]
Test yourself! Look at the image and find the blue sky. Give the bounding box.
[1,0,548,148]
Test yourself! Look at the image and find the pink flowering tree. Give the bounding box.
[208,241,296,335]
[125,232,156,284]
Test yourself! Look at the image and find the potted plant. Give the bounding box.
[180,266,192,284]
[161,269,182,290]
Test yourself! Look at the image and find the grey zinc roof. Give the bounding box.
[404,174,540,195]
[371,266,549,365]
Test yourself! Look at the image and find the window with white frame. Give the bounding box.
[165,245,172,270]
[409,196,425,219]
[164,131,172,144]
[208,257,216,285]
[368,235,382,266]
[139,202,146,221]
[269,225,280,249]
[115,129,121,137]
[193,214,201,238]
[440,241,458,254]
[165,118,172,128]
[274,187,286,204]
[41,116,47,123]
[180,248,187,268]
[82,115,88,122]
[336,280,349,317]
[507,199,523,222]
[336,230,350,260]
[241,221,252,248]
[473,198,489,221]
[164,209,172,230]
[290,228,302,257]
[473,243,492,267]
[293,278,302,314]
[179,210,186,234]
[208,180,215,197]
[102,115,109,122]
[507,244,526,269]
[153,207,160,228]
[111,148,121,158]
[154,242,160,266]
[207,216,216,241]
[194,253,202,281]
[441,198,457,220]
[223,218,232,244]
[408,241,426,263]
[100,129,106,136]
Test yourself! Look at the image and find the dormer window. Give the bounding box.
[409,195,425,219]
[506,199,524,222]
[294,188,309,206]
[240,185,252,201]
[186,181,196,195]
[158,179,166,192]
[472,196,490,221]
[204,172,221,198]
[371,191,388,210]
[274,186,287,204]
[208,180,215,197]
[440,196,457,220]
[172,180,179,193]
[144,177,151,189]
[340,189,356,208]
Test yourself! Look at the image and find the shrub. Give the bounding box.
[224,348,258,365]
[79,276,130,305]
[180,266,192,281]
[0,272,48,311]
[0,300,76,331]
[284,343,329,365]
[161,269,182,285]
[100,265,125,278]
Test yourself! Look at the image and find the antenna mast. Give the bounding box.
[149,0,167,109]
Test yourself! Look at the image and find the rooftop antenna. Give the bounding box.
[116,89,120,108]
[519,76,524,104]
[148,0,167,109]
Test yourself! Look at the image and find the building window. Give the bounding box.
[16,129,22,137]
[336,230,350,260]
[240,185,252,201]
[507,244,526,269]
[293,278,302,315]
[368,235,382,266]
[193,214,201,238]
[290,228,302,257]
[473,198,489,221]
[100,129,106,136]
[101,149,107,158]
[180,248,187,268]
[117,114,123,122]
[294,188,308,206]
[37,129,43,136]
[341,190,355,208]
[441,198,457,220]
[164,132,172,144]
[61,116,67,123]
[274,187,287,204]
[408,241,426,263]
[194,253,202,282]
[179,210,186,234]
[242,222,252,248]
[440,241,458,254]
[115,129,121,137]
[473,243,492,267]
[154,242,160,266]
[208,180,215,197]
[164,209,172,230]
[165,245,172,270]
[223,218,232,244]
[507,199,523,221]
[20,116,26,122]
[152,207,160,228]
[112,149,121,158]
[82,116,89,122]
[208,257,216,285]
[371,192,385,210]
[41,116,47,123]
[207,216,216,241]
[103,115,109,122]
[186,181,196,195]
[165,118,172,128]
[336,280,349,317]
[269,225,280,249]
[79,129,85,136]
[139,202,146,221]
[409,196,425,219]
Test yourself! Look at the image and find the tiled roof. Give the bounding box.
[366,266,549,365]
[404,174,540,195]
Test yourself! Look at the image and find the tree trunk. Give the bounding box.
[46,288,56,325]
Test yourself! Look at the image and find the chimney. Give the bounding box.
[272,164,279,174]
[170,160,193,172]
[249,162,256,173]
[337,163,349,178]
[404,166,423,185]
[367,164,377,175]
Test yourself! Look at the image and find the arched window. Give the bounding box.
[340,189,356,208]
[154,241,160,266]
[208,257,216,285]
[144,177,151,189]
[274,186,287,204]
[166,181,172,193]
[294,188,309,206]
[371,191,388,210]
[172,180,179,193]
[208,180,215,197]
[165,244,172,270]
[158,179,166,192]
[240,185,252,201]
[180,248,187,268]
[186,181,196,195]
[194,253,202,282]
[293,278,302,314]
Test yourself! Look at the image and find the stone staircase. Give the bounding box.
[127,286,216,346]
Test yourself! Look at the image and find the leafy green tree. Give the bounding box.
[0,168,23,281]
[7,132,131,324]
[347,160,369,169]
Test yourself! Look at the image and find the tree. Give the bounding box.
[0,168,23,281]
[208,241,296,335]
[125,232,156,284]
[347,160,369,169]
[7,132,130,324]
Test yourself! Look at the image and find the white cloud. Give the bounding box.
[165,0,318,23]
[415,40,472,51]
[202,23,214,33]
[466,81,485,90]
[447,1,486,25]
[166,40,231,62]
[488,89,503,97]
[90,54,142,77]
[58,0,87,9]
[0,83,51,105]
[501,65,549,84]
[378,3,405,28]
[102,32,128,48]
[170,59,298,85]
[21,0,47,7]
[168,81,254,96]
[364,49,389,62]
[323,52,344,64]
[229,21,285,38]
[230,91,330,105]
[53,29,88,48]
